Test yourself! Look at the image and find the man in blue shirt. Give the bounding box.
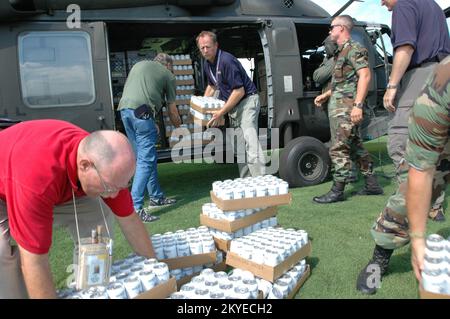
[356,0,450,295]
[196,31,264,177]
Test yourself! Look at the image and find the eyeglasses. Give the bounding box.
[91,162,131,196]
[329,24,344,31]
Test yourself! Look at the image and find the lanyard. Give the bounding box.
[208,49,222,87]
[72,190,112,248]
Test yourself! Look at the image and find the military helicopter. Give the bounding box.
[0,0,394,187]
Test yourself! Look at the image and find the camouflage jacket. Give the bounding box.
[329,39,369,117]
[406,55,450,171]
[313,56,334,87]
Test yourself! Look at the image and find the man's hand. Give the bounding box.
[383,88,397,112]
[410,237,425,283]
[314,93,329,107]
[154,122,160,135]
[207,111,223,128]
[350,107,363,124]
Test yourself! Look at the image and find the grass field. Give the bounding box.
[49,136,450,298]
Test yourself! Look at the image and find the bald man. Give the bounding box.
[0,119,155,298]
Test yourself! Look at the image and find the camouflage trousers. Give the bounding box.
[370,153,449,250]
[371,98,446,250]
[329,113,374,183]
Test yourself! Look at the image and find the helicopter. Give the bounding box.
[0,0,394,187]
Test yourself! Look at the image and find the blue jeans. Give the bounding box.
[120,108,164,210]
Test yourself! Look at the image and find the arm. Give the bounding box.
[19,247,57,298]
[313,58,334,85]
[351,67,371,124]
[168,102,181,128]
[115,212,156,258]
[407,166,434,282]
[204,84,217,97]
[208,87,245,127]
[383,45,414,112]
[314,89,331,107]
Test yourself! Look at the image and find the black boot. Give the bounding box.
[353,174,384,195]
[356,245,393,294]
[313,181,345,204]
[428,206,446,222]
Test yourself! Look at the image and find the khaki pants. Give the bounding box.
[227,94,265,178]
[0,196,114,299]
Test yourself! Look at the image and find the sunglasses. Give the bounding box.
[329,24,344,31]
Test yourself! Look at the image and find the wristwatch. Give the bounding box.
[386,83,398,89]
[353,102,363,109]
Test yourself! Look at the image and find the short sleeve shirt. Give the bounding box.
[406,56,450,171]
[203,49,257,101]
[0,120,134,254]
[329,39,369,115]
[391,0,450,67]
[118,60,176,113]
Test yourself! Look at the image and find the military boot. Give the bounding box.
[428,206,445,222]
[356,245,393,294]
[313,181,345,204]
[353,174,384,196]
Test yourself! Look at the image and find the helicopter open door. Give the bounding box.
[259,19,304,143]
[0,21,114,131]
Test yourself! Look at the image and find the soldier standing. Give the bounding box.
[313,15,383,204]
[406,56,450,282]
[313,35,359,183]
[356,0,450,295]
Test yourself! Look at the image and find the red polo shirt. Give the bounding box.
[0,120,134,254]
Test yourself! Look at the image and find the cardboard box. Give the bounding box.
[176,262,227,288]
[161,251,217,270]
[200,207,277,233]
[176,99,191,105]
[176,89,195,95]
[419,285,450,299]
[213,236,231,252]
[210,191,292,211]
[134,276,177,299]
[174,69,194,75]
[226,241,312,282]
[287,264,310,299]
[173,59,192,66]
[190,102,219,114]
[192,117,225,127]
[176,79,195,85]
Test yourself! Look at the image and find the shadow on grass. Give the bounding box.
[307,256,320,272]
[436,226,450,239]
[145,162,239,217]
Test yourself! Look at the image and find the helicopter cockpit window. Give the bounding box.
[18,31,95,108]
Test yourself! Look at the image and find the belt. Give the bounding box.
[245,92,258,98]
[407,56,439,71]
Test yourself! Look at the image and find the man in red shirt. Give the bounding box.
[0,120,155,298]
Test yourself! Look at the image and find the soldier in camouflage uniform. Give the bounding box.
[406,56,450,281]
[313,15,383,204]
[356,0,450,296]
[313,35,359,183]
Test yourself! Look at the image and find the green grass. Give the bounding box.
[49,136,450,298]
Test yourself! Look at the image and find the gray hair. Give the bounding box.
[154,53,173,67]
[82,131,117,169]
[335,15,354,31]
